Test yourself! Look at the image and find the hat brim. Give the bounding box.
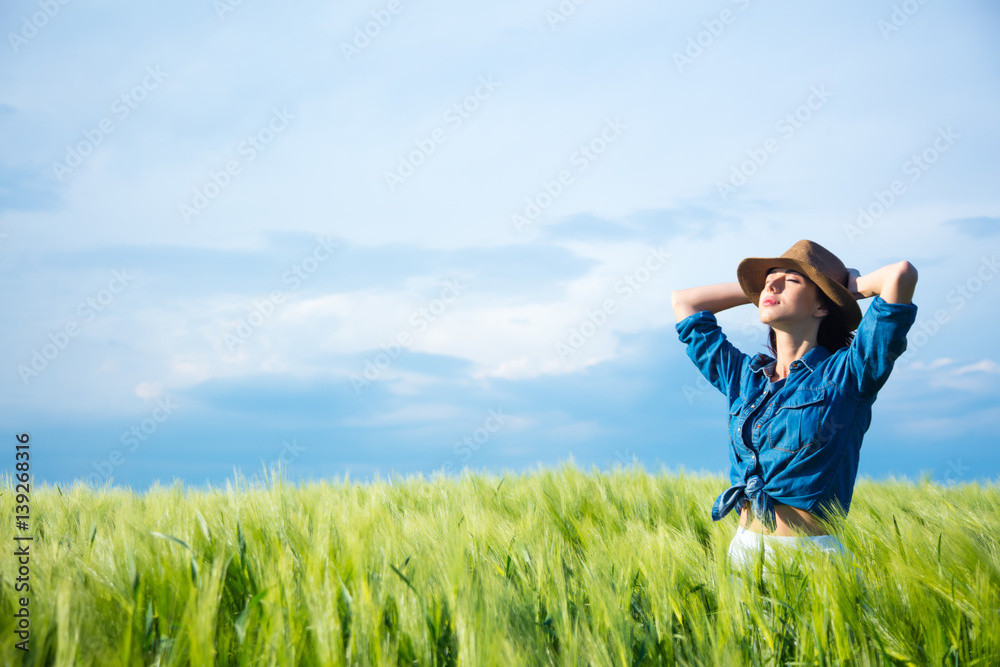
[737,256,862,331]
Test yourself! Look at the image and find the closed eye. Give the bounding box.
[767,276,801,285]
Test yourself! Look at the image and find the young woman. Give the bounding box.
[670,240,918,578]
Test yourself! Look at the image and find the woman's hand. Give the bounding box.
[845,268,864,300]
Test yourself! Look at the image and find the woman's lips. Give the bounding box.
[761,298,778,306]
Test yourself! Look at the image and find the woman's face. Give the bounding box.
[759,267,826,325]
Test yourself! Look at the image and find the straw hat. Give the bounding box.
[737,239,862,331]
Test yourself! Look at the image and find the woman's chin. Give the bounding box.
[760,314,788,329]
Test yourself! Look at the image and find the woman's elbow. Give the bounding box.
[897,261,918,285]
[671,290,696,322]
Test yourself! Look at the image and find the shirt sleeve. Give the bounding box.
[842,294,918,400]
[675,310,748,402]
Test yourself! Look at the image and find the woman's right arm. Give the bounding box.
[671,282,752,322]
[672,281,751,401]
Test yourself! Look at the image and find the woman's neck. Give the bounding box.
[772,330,818,381]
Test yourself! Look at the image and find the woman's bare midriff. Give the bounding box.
[738,499,830,536]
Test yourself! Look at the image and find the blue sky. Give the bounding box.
[2,0,998,493]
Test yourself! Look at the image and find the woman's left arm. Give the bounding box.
[838,261,919,399]
[848,261,918,305]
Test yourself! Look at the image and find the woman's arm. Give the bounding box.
[848,261,918,305]
[837,261,919,399]
[671,282,751,322]
[673,282,750,401]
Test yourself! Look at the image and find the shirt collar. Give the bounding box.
[749,344,831,376]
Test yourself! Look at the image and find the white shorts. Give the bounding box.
[728,525,859,583]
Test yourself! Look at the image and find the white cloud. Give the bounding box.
[134,381,162,400]
[339,403,465,427]
[952,359,1000,375]
[908,357,955,371]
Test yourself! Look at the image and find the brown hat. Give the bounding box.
[737,239,862,331]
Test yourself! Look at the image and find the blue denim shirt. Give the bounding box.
[675,295,918,530]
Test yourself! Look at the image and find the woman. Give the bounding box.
[670,239,918,579]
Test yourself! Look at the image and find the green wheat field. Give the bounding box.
[2,461,998,666]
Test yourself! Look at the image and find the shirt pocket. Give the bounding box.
[728,397,745,447]
[767,386,828,454]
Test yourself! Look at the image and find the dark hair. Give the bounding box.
[766,284,856,357]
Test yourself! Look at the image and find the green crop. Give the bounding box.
[2,461,997,666]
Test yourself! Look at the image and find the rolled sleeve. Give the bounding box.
[675,310,748,401]
[844,295,918,400]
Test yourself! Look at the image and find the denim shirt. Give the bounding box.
[675,295,918,530]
